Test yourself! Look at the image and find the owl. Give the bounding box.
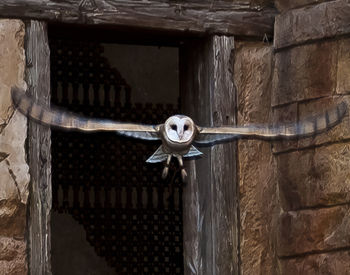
[11,87,347,182]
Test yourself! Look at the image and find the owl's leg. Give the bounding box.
[176,155,187,183]
[162,154,172,179]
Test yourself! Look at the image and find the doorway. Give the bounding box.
[48,25,183,274]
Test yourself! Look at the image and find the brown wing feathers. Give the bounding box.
[198,101,347,139]
[12,86,347,141]
[11,87,158,133]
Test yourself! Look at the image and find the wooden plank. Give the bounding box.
[26,20,52,275]
[0,0,276,37]
[180,35,238,274]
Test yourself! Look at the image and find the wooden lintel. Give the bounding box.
[0,0,276,37]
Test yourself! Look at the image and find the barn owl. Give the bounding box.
[11,87,347,182]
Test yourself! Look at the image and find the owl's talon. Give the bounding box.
[181,169,187,183]
[162,166,169,179]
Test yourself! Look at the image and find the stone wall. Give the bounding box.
[273,0,350,272]
[0,20,28,274]
[235,1,350,273]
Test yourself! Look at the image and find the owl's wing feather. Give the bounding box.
[146,146,168,163]
[11,87,160,141]
[183,145,203,158]
[196,101,347,144]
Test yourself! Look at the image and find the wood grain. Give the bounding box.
[0,0,276,37]
[26,20,52,275]
[180,35,238,274]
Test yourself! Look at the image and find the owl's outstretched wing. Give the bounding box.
[196,101,347,145]
[11,87,160,141]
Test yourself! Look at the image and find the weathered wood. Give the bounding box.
[180,35,238,274]
[0,0,276,37]
[26,20,52,275]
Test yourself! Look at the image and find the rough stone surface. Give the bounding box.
[0,19,28,274]
[337,38,350,95]
[279,250,350,275]
[274,0,350,49]
[274,0,333,12]
[0,237,27,275]
[272,41,337,106]
[278,205,350,257]
[277,143,350,210]
[235,42,278,275]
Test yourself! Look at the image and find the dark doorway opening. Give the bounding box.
[49,24,184,274]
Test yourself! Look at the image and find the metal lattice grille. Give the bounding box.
[50,38,183,274]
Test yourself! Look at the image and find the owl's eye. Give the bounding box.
[171,124,177,131]
[184,124,189,131]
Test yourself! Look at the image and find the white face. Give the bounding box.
[164,115,195,143]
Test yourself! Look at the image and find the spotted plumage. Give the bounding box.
[11,87,347,182]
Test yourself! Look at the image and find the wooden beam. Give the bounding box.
[0,0,276,37]
[26,20,52,275]
[180,35,238,274]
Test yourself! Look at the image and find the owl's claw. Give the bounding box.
[162,155,172,180]
[181,168,187,183]
[162,166,169,179]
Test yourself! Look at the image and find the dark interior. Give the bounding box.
[49,24,184,275]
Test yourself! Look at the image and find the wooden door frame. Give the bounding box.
[180,36,238,274]
[0,2,276,274]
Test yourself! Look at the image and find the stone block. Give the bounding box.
[0,20,25,132]
[235,42,279,274]
[235,42,273,124]
[276,143,350,211]
[337,38,350,95]
[0,19,28,272]
[279,250,350,275]
[274,0,332,13]
[0,111,29,206]
[272,41,337,106]
[278,205,350,257]
[0,237,26,274]
[238,139,278,274]
[275,1,350,49]
[0,237,26,261]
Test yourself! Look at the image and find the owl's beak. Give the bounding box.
[177,129,184,140]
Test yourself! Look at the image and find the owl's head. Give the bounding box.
[164,115,196,143]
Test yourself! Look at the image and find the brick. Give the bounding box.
[279,250,350,275]
[275,1,350,49]
[276,143,350,210]
[272,41,337,106]
[278,205,350,257]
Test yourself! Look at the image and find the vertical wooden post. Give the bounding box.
[180,35,238,275]
[26,20,52,275]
